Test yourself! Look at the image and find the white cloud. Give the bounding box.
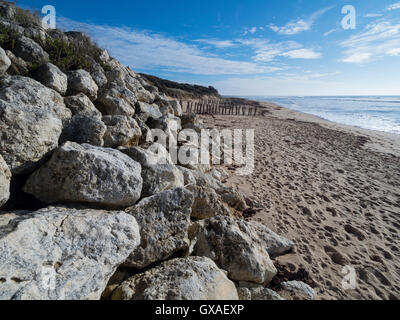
[238,39,321,61]
[341,21,400,63]
[323,29,336,36]
[365,13,384,18]
[387,2,400,11]
[270,7,332,35]
[270,19,310,35]
[194,39,235,48]
[243,27,259,35]
[388,48,400,56]
[213,73,343,96]
[281,48,321,59]
[58,17,274,75]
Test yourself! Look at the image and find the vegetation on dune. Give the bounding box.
[140,73,220,99]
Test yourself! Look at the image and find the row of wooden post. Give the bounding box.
[180,100,259,116]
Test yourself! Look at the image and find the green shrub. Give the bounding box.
[40,34,104,73]
[0,24,18,50]
[13,6,41,28]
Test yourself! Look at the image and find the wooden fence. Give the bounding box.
[179,99,261,116]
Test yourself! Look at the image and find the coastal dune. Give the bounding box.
[201,102,400,300]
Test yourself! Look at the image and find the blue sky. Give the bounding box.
[19,0,400,96]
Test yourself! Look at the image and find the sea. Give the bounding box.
[246,96,400,135]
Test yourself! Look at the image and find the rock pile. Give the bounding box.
[0,1,309,300]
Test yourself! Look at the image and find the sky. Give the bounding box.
[18,0,400,96]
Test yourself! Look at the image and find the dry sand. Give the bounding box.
[200,101,400,300]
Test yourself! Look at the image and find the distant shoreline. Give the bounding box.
[242,96,400,137]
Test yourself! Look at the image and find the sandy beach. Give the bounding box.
[200,101,400,300]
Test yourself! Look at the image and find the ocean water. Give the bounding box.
[251,96,400,135]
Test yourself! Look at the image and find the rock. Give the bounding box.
[64,93,102,119]
[168,100,183,117]
[187,185,231,220]
[98,49,110,64]
[67,70,98,101]
[0,207,140,300]
[177,166,197,186]
[219,187,247,211]
[59,115,106,146]
[24,142,143,208]
[237,287,284,300]
[86,56,107,88]
[95,83,137,117]
[5,50,28,76]
[0,47,11,75]
[0,154,11,208]
[0,76,71,175]
[135,117,153,145]
[151,114,182,135]
[12,36,49,63]
[113,257,238,300]
[103,116,142,148]
[32,63,68,95]
[237,288,252,300]
[280,281,315,300]
[192,216,278,284]
[0,2,16,20]
[23,27,47,43]
[124,187,194,269]
[135,101,162,122]
[121,144,184,197]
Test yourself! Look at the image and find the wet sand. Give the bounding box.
[200,101,400,300]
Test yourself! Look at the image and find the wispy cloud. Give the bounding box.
[239,39,321,61]
[58,17,274,75]
[194,39,236,48]
[281,48,321,59]
[213,73,342,96]
[269,7,332,35]
[365,13,384,18]
[243,26,264,35]
[323,29,336,37]
[387,2,400,11]
[341,21,400,63]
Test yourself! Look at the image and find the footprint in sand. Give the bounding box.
[324,246,349,266]
[344,224,366,241]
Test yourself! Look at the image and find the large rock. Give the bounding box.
[0,207,141,300]
[168,100,183,117]
[67,70,98,101]
[124,187,194,269]
[0,76,71,175]
[135,101,162,122]
[103,116,142,148]
[192,216,278,284]
[95,82,137,117]
[219,187,247,211]
[113,257,238,300]
[0,47,11,75]
[0,154,11,208]
[280,281,315,300]
[32,63,68,95]
[12,36,49,63]
[5,50,28,76]
[237,287,284,301]
[187,185,231,220]
[24,142,143,208]
[64,93,102,119]
[121,144,184,197]
[59,115,106,147]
